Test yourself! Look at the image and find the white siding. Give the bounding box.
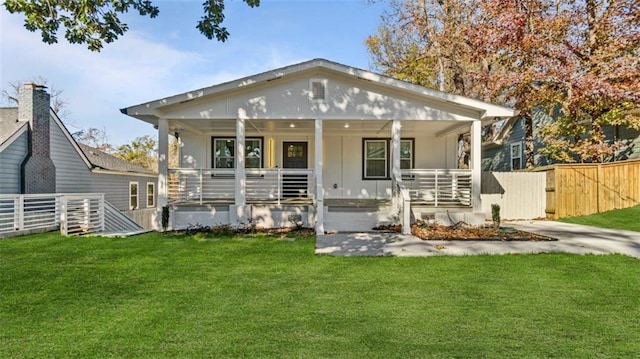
[49,119,92,193]
[0,131,27,193]
[180,130,455,200]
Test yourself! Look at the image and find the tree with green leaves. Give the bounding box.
[3,0,260,51]
[114,135,158,171]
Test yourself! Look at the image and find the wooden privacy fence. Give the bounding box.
[542,159,640,219]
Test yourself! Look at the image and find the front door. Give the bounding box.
[282,142,308,198]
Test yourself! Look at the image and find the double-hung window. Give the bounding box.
[212,137,263,168]
[146,182,155,208]
[129,182,138,210]
[510,142,523,170]
[363,138,414,179]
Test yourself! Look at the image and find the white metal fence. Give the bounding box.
[169,168,316,204]
[401,169,472,207]
[0,193,105,237]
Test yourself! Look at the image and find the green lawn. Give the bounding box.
[2,232,640,358]
[559,204,640,232]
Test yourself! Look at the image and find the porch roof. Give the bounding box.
[121,58,516,127]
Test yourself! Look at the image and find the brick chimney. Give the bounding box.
[19,83,56,193]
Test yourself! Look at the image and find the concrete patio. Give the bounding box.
[315,220,640,259]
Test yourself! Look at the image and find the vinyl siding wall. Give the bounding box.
[49,119,92,193]
[0,131,27,194]
[49,118,156,211]
[482,117,526,172]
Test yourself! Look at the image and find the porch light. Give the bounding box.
[289,123,295,128]
[344,123,350,128]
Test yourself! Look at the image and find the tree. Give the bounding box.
[3,0,260,51]
[113,135,158,171]
[366,0,489,98]
[72,127,114,153]
[1,76,70,118]
[468,0,640,163]
[367,0,640,165]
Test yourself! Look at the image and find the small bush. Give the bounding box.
[491,204,501,228]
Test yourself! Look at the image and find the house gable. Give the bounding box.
[157,70,484,123]
[122,59,516,127]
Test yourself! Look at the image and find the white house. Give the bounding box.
[121,59,516,233]
[0,84,157,230]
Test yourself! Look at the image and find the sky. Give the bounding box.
[0,0,388,147]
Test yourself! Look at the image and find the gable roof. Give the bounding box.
[77,143,156,175]
[0,108,27,150]
[121,58,516,122]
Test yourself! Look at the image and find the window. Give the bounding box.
[364,140,387,178]
[511,142,523,170]
[362,138,414,179]
[129,182,138,210]
[146,182,155,208]
[212,137,263,168]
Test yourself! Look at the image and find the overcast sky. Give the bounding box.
[1,0,387,146]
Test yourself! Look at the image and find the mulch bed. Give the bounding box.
[375,221,557,241]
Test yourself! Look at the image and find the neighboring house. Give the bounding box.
[121,58,516,233]
[0,84,157,228]
[482,109,640,171]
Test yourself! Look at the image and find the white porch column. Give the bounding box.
[235,118,246,206]
[156,118,169,231]
[391,120,401,180]
[314,118,324,235]
[470,120,482,212]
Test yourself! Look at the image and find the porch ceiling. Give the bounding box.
[170,118,464,136]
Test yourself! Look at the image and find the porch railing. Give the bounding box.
[401,169,472,207]
[168,168,316,204]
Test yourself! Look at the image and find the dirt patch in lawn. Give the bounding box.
[375,221,557,241]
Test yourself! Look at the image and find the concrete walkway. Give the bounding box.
[315,221,640,259]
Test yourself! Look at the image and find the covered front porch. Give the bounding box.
[158,117,482,234]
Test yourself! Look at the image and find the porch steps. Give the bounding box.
[324,201,395,232]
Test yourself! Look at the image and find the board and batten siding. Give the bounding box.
[180,130,459,200]
[0,131,28,194]
[481,171,547,220]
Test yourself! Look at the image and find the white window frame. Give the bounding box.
[309,78,328,102]
[363,138,414,180]
[212,137,263,169]
[400,139,413,170]
[510,142,523,171]
[364,139,388,179]
[129,182,139,210]
[146,182,155,208]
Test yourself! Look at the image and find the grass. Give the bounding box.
[559,204,640,232]
[2,232,640,358]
